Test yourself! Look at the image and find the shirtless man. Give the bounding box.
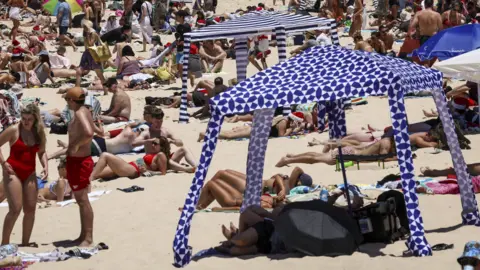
[139,107,183,154]
[408,0,442,46]
[379,25,394,51]
[64,87,95,247]
[199,40,227,73]
[369,32,387,54]
[353,34,374,52]
[99,78,131,124]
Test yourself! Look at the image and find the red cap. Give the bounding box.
[165,42,172,48]
[38,36,45,42]
[33,25,40,31]
[214,17,221,22]
[12,40,20,46]
[197,19,206,25]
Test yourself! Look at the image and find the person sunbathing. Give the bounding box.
[195,167,313,210]
[199,40,226,73]
[37,158,73,203]
[197,114,308,142]
[89,137,193,180]
[48,126,146,159]
[276,136,396,167]
[421,163,480,177]
[98,78,131,124]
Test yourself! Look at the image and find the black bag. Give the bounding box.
[50,121,68,134]
[313,0,321,10]
[352,190,409,244]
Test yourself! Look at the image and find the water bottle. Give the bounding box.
[320,188,329,202]
[0,244,18,258]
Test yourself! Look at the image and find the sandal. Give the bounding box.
[432,243,454,251]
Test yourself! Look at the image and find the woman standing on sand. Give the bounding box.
[349,0,364,37]
[139,0,153,52]
[0,104,48,246]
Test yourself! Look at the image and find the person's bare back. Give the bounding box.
[110,89,131,119]
[417,9,442,36]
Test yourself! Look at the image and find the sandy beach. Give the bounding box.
[0,0,478,269]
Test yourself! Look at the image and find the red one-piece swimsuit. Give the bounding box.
[6,135,39,181]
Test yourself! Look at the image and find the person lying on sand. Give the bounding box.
[49,126,146,159]
[421,163,480,177]
[276,137,399,167]
[89,137,194,181]
[37,158,73,203]
[98,78,131,124]
[198,114,309,142]
[104,105,155,138]
[194,167,313,211]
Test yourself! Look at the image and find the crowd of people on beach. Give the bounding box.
[0,0,477,267]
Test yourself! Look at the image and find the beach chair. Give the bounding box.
[335,153,396,171]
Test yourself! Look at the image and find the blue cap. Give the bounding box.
[458,241,480,268]
[298,173,313,187]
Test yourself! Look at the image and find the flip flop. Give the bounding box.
[432,243,454,251]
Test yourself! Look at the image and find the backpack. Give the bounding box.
[50,121,68,134]
[352,190,409,244]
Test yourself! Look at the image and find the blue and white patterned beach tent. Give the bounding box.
[173,45,480,267]
[178,11,338,123]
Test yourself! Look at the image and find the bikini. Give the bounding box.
[49,180,71,197]
[6,134,40,181]
[129,153,156,177]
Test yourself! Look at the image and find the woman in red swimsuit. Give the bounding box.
[88,137,194,181]
[0,104,48,246]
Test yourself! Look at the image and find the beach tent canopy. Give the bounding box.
[434,48,480,82]
[178,11,339,123]
[173,45,480,267]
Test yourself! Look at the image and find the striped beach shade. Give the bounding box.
[173,45,480,267]
[178,11,338,124]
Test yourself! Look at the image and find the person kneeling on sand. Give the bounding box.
[98,78,131,124]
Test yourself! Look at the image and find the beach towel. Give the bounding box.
[56,190,111,207]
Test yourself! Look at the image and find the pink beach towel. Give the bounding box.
[425,176,480,195]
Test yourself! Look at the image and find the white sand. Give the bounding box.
[0,1,477,269]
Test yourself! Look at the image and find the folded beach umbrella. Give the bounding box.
[43,0,83,16]
[411,24,480,61]
[274,200,363,256]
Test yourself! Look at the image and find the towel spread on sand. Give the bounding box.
[0,190,112,208]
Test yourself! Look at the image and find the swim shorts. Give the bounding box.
[91,136,107,156]
[419,35,431,46]
[59,26,69,35]
[176,52,184,64]
[66,156,94,192]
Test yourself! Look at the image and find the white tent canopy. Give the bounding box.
[434,48,480,124]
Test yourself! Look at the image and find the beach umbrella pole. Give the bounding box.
[336,140,353,214]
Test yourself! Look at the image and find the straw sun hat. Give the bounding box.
[81,19,95,32]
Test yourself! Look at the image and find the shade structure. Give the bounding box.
[434,48,480,82]
[411,24,480,61]
[177,11,339,124]
[173,45,480,267]
[274,200,364,256]
[43,0,83,15]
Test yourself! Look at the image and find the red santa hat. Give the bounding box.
[38,36,45,42]
[197,19,206,26]
[12,40,20,46]
[11,48,22,57]
[214,17,221,23]
[288,112,305,122]
[452,97,469,110]
[33,25,40,31]
[256,7,264,11]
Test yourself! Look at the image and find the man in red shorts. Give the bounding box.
[64,87,95,247]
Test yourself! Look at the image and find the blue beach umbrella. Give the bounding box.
[411,24,480,61]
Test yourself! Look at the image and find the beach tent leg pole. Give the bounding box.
[274,27,291,116]
[388,87,432,256]
[317,101,327,132]
[478,83,480,126]
[173,114,225,267]
[178,35,191,124]
[241,108,275,212]
[432,86,480,225]
[234,37,248,81]
[328,99,347,139]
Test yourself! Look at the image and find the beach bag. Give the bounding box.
[188,54,202,73]
[430,119,471,150]
[155,67,171,81]
[352,190,408,244]
[50,121,68,134]
[88,41,112,63]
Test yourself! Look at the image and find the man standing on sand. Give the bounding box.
[408,0,442,46]
[99,78,131,124]
[56,0,77,51]
[64,87,95,247]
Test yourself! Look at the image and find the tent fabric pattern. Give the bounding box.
[173,45,480,266]
[178,12,338,124]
